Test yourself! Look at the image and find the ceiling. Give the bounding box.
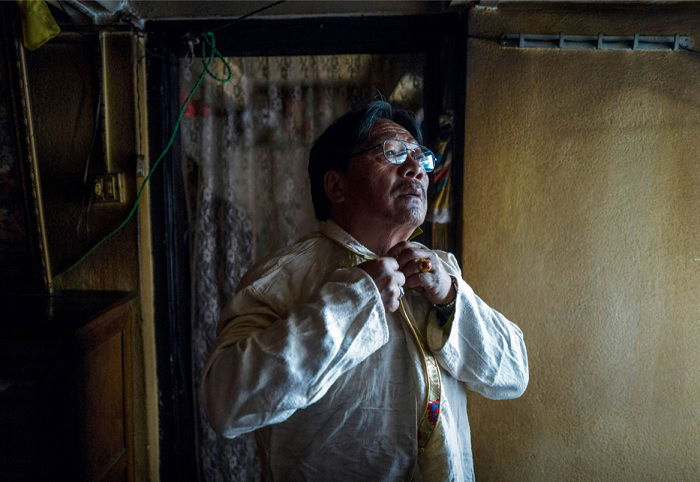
[48,0,700,28]
[49,1,448,28]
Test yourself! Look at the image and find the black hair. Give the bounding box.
[307,100,423,221]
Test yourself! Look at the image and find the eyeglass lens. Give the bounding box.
[383,139,435,172]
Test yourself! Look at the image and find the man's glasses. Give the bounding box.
[350,138,436,172]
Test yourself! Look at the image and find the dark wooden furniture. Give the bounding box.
[0,291,134,481]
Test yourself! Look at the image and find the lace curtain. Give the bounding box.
[179,53,423,481]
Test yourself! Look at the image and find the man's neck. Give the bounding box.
[332,215,416,255]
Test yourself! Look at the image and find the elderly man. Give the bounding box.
[201,101,528,481]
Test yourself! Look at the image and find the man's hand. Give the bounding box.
[358,257,406,313]
[386,242,455,305]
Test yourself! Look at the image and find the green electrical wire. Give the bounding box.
[62,32,232,276]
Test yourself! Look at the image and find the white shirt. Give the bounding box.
[201,221,529,481]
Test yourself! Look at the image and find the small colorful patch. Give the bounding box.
[427,400,440,426]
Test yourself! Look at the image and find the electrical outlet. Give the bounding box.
[93,173,125,203]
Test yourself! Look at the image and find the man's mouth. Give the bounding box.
[395,183,425,199]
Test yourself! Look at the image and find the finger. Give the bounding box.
[387,241,427,260]
[386,241,412,259]
[382,287,396,306]
[404,272,436,290]
[401,256,421,277]
[378,256,400,272]
[394,270,406,287]
[400,253,437,277]
[384,285,402,312]
[394,248,418,270]
[395,248,432,271]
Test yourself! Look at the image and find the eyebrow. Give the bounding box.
[369,133,416,143]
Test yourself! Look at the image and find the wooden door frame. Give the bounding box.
[145,12,467,481]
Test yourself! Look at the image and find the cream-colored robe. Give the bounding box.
[201,221,529,481]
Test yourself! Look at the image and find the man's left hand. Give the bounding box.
[386,241,455,305]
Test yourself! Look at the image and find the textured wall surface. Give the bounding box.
[462,6,700,481]
[23,32,138,288]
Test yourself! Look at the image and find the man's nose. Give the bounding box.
[399,151,426,179]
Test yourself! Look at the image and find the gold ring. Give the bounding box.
[417,257,432,273]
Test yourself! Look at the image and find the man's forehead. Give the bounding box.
[368,119,416,143]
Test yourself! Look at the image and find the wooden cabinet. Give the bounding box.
[0,291,134,481]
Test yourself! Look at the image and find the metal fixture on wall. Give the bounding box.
[93,173,125,203]
[500,33,693,51]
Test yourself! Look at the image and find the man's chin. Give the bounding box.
[398,207,426,228]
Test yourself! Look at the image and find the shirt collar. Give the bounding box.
[320,220,424,260]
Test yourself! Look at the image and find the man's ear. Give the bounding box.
[324,171,346,205]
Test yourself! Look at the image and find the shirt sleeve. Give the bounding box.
[200,266,389,439]
[425,252,529,400]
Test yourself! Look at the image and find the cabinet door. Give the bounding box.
[76,302,133,481]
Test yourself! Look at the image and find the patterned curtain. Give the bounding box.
[179,53,423,481]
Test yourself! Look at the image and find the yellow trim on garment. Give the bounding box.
[409,226,424,240]
[398,299,442,454]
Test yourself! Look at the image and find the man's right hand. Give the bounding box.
[358,257,406,313]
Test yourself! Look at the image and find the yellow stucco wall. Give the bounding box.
[463,6,700,481]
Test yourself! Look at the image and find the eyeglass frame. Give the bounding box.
[348,138,436,172]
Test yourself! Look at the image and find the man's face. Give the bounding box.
[341,119,429,229]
